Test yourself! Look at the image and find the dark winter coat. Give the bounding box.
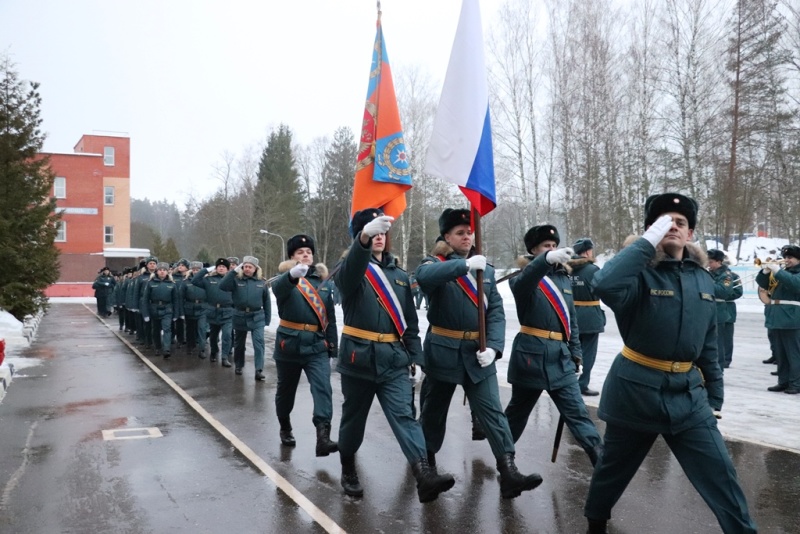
[756,262,800,330]
[567,257,606,335]
[191,269,233,325]
[142,273,181,321]
[219,266,271,330]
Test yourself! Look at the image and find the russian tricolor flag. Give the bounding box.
[424,0,496,216]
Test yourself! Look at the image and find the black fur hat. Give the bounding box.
[644,193,698,230]
[524,225,560,253]
[287,234,315,257]
[573,238,594,255]
[438,208,471,236]
[215,257,231,269]
[781,245,800,260]
[707,249,725,262]
[350,208,384,238]
[98,266,110,274]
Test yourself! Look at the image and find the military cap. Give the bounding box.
[644,193,698,230]
[573,238,594,255]
[707,249,725,262]
[350,208,384,238]
[438,208,471,236]
[287,234,315,257]
[227,257,239,265]
[781,245,800,260]
[215,257,231,269]
[242,255,259,267]
[524,225,560,253]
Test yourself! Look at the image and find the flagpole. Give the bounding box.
[473,207,486,351]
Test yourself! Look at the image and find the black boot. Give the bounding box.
[278,417,296,447]
[587,518,608,534]
[426,450,437,473]
[471,412,486,441]
[763,356,776,364]
[315,423,338,457]
[340,455,363,497]
[496,453,543,499]
[587,444,604,467]
[411,458,455,503]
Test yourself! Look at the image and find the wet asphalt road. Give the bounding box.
[0,304,799,533]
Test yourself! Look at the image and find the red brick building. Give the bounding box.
[44,133,148,297]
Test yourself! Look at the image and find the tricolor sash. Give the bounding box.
[538,275,570,340]
[365,263,407,336]
[437,254,488,310]
[295,277,328,330]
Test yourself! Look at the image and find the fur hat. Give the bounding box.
[215,257,231,269]
[190,261,203,269]
[287,234,315,257]
[573,238,594,255]
[144,256,158,265]
[176,258,190,269]
[156,262,169,271]
[524,225,560,253]
[242,255,259,267]
[227,256,239,265]
[350,208,384,238]
[782,245,800,260]
[98,266,110,274]
[438,208,471,236]
[707,249,725,262]
[644,193,698,229]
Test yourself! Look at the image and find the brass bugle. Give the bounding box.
[754,258,786,266]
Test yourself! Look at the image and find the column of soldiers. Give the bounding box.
[94,191,759,532]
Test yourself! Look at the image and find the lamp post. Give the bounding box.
[259,229,285,265]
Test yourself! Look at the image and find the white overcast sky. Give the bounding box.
[1,0,504,207]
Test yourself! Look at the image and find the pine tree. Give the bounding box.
[316,126,357,263]
[0,56,60,320]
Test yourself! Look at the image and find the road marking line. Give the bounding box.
[86,306,347,534]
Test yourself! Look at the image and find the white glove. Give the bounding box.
[144,317,150,322]
[104,282,110,286]
[466,255,487,272]
[289,263,309,279]
[235,263,243,273]
[642,214,673,248]
[361,215,395,237]
[409,364,425,386]
[713,410,722,419]
[206,266,215,273]
[762,266,770,274]
[766,263,780,274]
[546,247,574,265]
[476,347,497,368]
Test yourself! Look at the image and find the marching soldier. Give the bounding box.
[220,255,271,381]
[192,258,234,368]
[272,234,338,456]
[568,238,606,396]
[505,225,603,466]
[335,208,454,503]
[126,261,145,336]
[113,270,127,330]
[584,193,755,534]
[137,257,159,348]
[142,262,181,358]
[171,259,191,348]
[417,208,543,499]
[182,261,208,358]
[757,244,800,394]
[226,256,240,362]
[707,249,739,369]
[92,266,115,317]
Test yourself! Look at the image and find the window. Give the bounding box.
[103,146,115,166]
[55,221,66,242]
[104,186,115,205]
[54,177,66,198]
[104,226,114,244]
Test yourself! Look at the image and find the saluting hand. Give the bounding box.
[642,214,673,248]
[546,247,574,265]
[362,215,394,237]
[289,263,309,279]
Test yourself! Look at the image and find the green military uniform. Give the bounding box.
[142,266,181,357]
[724,270,743,366]
[219,257,271,378]
[92,268,115,317]
[756,247,800,393]
[181,263,208,357]
[505,251,602,464]
[273,244,338,454]
[416,239,514,461]
[137,259,158,347]
[191,259,234,364]
[568,246,606,394]
[708,258,737,369]
[584,235,755,533]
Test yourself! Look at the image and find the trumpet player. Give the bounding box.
[707,249,743,369]
[757,245,800,394]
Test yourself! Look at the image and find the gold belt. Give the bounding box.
[574,300,600,306]
[342,325,399,343]
[431,325,480,340]
[279,319,319,332]
[621,345,692,373]
[519,326,563,341]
